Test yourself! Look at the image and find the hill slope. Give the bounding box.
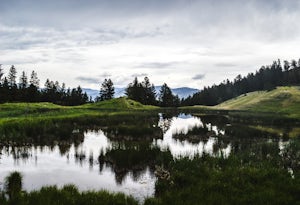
[83,97,157,110]
[216,86,300,118]
[0,98,158,124]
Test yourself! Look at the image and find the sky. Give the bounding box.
[1,0,300,89]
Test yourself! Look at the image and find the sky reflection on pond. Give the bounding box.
[0,113,290,201]
[155,113,230,158]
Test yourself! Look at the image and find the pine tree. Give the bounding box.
[8,65,17,87]
[98,78,115,101]
[29,71,40,88]
[125,77,143,102]
[19,71,28,89]
[159,83,174,107]
[0,64,4,83]
[142,77,156,105]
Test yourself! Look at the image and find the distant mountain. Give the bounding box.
[82,88,125,100]
[82,88,99,100]
[83,86,199,100]
[168,87,199,99]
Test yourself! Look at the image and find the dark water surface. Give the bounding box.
[0,113,294,201]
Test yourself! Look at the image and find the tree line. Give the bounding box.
[0,65,180,107]
[0,65,88,105]
[182,59,300,106]
[3,58,298,107]
[97,76,180,107]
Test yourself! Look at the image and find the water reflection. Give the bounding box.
[155,113,230,158]
[0,131,156,201]
[0,113,297,201]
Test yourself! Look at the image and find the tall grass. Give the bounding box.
[145,139,300,205]
[0,182,139,205]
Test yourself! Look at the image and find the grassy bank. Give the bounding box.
[215,86,300,119]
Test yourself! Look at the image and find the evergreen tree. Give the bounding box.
[19,71,28,89]
[159,83,175,107]
[8,65,17,87]
[98,78,115,101]
[142,77,156,105]
[0,77,9,102]
[29,70,40,88]
[0,64,4,83]
[126,77,157,105]
[125,77,144,102]
[283,60,290,71]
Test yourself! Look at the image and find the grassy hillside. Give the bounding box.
[216,86,300,118]
[83,97,157,110]
[0,97,158,125]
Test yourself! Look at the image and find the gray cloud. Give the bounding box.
[76,76,99,84]
[0,23,165,52]
[131,73,148,78]
[1,0,300,89]
[136,62,183,69]
[192,74,205,80]
[215,63,238,67]
[98,72,112,78]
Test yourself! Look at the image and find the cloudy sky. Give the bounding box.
[1,0,300,89]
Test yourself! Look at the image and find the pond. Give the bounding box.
[0,113,294,201]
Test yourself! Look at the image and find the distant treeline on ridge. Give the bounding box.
[0,65,180,106]
[1,58,300,106]
[182,59,300,106]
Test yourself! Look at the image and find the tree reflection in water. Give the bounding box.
[0,113,298,200]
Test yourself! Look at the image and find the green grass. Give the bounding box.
[0,97,159,125]
[215,86,300,118]
[145,139,300,205]
[0,183,139,205]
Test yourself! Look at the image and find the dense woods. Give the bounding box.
[0,65,88,105]
[182,59,300,106]
[1,58,300,107]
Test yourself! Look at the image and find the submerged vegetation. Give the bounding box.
[146,141,300,205]
[1,138,299,205]
[0,175,139,205]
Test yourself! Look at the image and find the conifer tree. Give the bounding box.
[0,64,4,83]
[98,78,115,101]
[8,65,17,87]
[19,71,28,89]
[159,83,175,107]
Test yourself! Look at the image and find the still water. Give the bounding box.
[0,113,288,201]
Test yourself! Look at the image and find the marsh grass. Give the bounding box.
[145,139,300,205]
[0,183,139,205]
[1,140,299,205]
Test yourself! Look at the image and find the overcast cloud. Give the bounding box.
[1,0,300,89]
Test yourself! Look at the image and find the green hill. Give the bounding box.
[0,98,158,125]
[216,86,300,118]
[83,97,157,110]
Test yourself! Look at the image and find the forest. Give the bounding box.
[1,58,300,107]
[182,59,300,106]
